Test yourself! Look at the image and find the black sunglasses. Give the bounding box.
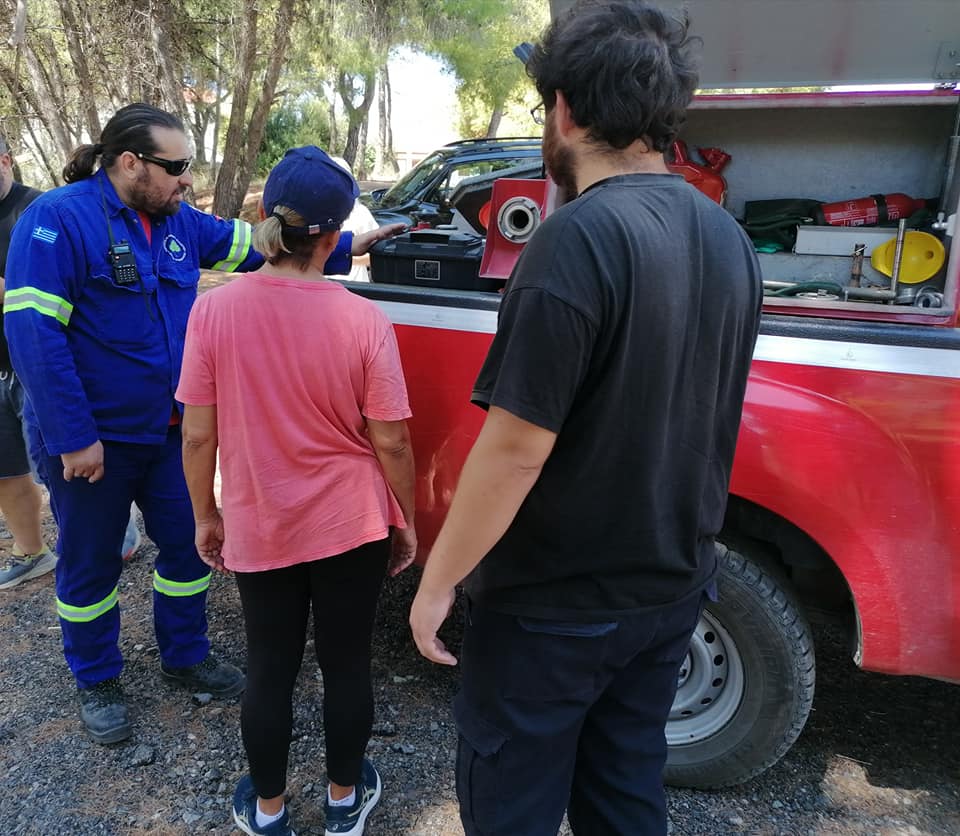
[135,151,192,177]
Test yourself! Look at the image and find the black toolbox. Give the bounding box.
[370,229,503,292]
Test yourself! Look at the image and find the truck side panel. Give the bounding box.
[392,315,494,553]
[371,291,960,683]
[734,361,960,681]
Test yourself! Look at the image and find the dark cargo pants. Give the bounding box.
[454,590,707,836]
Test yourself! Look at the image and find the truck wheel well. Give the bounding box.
[722,496,855,636]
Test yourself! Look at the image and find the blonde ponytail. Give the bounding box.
[252,212,293,259]
[254,204,339,270]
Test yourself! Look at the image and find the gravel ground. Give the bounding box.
[2,507,959,836]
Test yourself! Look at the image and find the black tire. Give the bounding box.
[664,542,815,788]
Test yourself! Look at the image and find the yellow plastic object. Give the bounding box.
[870,231,946,284]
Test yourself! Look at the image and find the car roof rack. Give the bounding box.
[443,137,541,147]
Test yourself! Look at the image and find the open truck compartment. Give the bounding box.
[459,87,960,322]
[371,1,960,326]
[414,0,959,328]
[583,0,960,325]
[682,90,958,324]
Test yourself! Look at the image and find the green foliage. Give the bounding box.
[256,99,331,174]
[0,0,545,190]
[457,95,491,139]
[427,0,549,136]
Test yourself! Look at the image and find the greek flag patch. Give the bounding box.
[32,225,58,244]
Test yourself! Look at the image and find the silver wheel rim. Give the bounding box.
[666,609,745,746]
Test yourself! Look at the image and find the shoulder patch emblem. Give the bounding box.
[32,225,58,244]
[164,234,187,262]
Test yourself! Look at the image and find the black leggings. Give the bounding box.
[234,538,389,798]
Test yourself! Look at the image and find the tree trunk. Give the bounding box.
[23,119,62,186]
[328,94,338,153]
[486,104,504,138]
[21,45,74,160]
[36,32,72,128]
[10,0,26,46]
[213,0,259,217]
[231,0,298,214]
[0,63,63,186]
[75,0,122,108]
[211,38,224,175]
[191,103,211,166]
[148,2,194,151]
[339,69,376,171]
[375,62,398,178]
[357,114,369,179]
[56,0,101,138]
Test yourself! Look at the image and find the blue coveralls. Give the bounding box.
[3,168,353,687]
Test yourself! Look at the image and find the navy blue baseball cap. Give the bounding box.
[262,146,359,235]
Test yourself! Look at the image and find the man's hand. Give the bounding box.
[388,526,418,577]
[352,223,406,255]
[61,441,104,483]
[409,582,458,666]
[195,511,228,574]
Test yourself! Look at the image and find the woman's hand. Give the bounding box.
[389,526,418,577]
[195,511,229,574]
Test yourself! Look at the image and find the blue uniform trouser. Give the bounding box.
[454,588,708,836]
[31,425,210,689]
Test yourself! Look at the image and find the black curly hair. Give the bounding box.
[527,0,700,152]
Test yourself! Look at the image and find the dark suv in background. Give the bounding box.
[364,137,543,232]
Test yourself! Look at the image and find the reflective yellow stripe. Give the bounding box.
[57,586,118,623]
[210,220,252,272]
[153,571,211,597]
[3,287,73,325]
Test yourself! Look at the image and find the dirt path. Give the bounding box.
[2,503,958,835]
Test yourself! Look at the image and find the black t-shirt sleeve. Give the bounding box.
[471,287,597,433]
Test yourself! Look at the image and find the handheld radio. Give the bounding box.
[97,177,154,320]
[98,179,142,287]
[108,241,140,285]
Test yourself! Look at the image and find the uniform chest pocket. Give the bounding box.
[158,265,199,290]
[158,268,199,345]
[88,272,157,347]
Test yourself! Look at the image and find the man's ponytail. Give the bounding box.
[63,103,185,183]
[63,143,102,183]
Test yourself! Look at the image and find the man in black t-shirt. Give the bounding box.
[0,136,54,589]
[410,3,762,835]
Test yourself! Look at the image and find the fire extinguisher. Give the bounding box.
[814,193,935,226]
[667,141,730,205]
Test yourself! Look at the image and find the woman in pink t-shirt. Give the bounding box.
[177,146,413,836]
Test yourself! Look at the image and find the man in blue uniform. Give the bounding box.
[2,104,367,744]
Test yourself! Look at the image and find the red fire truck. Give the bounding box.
[360,0,960,788]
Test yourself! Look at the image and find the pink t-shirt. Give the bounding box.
[176,274,412,572]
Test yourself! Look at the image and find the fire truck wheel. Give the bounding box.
[663,542,815,788]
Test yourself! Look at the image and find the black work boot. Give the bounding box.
[160,653,245,698]
[78,677,132,745]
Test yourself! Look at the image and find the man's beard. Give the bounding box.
[128,169,183,217]
[542,114,578,202]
